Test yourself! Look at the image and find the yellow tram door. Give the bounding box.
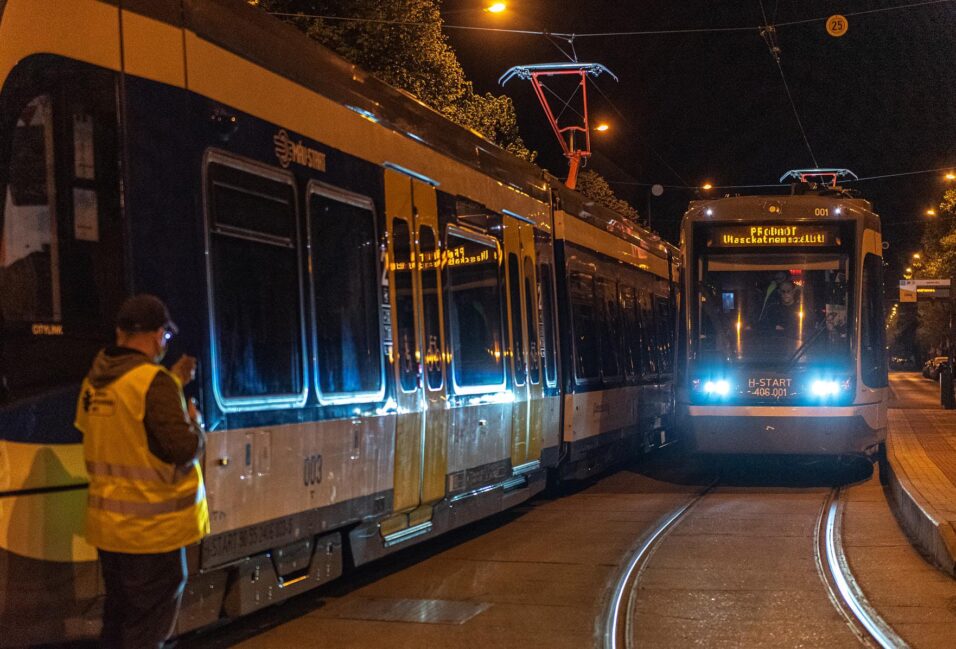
[382,169,447,540]
[411,179,449,520]
[503,216,542,471]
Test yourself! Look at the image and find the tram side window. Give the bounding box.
[570,271,600,382]
[596,277,622,382]
[310,189,383,398]
[445,231,505,391]
[420,226,443,391]
[861,253,888,388]
[539,263,558,387]
[620,285,641,379]
[523,257,540,385]
[639,289,659,376]
[0,70,124,400]
[508,253,526,386]
[391,219,417,392]
[4,96,58,325]
[207,161,303,402]
[655,296,674,374]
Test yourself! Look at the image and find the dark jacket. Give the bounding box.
[84,347,203,465]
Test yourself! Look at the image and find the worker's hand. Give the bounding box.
[170,354,197,386]
[187,397,204,431]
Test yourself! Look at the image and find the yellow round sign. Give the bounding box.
[826,14,848,38]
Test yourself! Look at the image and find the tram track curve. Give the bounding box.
[603,481,908,649]
[814,487,910,649]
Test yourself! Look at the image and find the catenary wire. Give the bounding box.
[758,0,819,167]
[266,0,956,39]
[606,166,956,189]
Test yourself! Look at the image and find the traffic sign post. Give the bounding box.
[900,279,956,407]
[899,278,951,302]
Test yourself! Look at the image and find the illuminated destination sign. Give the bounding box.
[709,225,839,248]
[390,244,498,272]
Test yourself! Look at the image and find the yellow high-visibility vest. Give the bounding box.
[75,363,210,553]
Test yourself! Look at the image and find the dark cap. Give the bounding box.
[116,294,179,334]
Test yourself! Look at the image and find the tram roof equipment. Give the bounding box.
[779,168,858,188]
[500,62,618,190]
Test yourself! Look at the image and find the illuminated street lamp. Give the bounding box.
[913,253,921,259]
[945,172,956,181]
[485,2,507,12]
[701,182,714,191]
[926,208,937,217]
[594,123,610,132]
[906,267,913,274]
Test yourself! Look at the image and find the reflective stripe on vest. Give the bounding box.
[87,492,201,516]
[85,460,192,484]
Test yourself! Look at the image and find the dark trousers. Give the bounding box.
[98,547,187,649]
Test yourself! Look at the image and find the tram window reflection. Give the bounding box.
[207,162,303,401]
[310,190,383,398]
[697,254,850,364]
[569,271,599,382]
[508,253,526,386]
[538,264,558,387]
[445,231,505,391]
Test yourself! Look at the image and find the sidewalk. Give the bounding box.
[884,381,956,577]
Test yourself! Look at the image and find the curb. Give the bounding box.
[883,440,956,577]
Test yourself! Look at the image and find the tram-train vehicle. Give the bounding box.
[676,169,889,457]
[0,1,679,644]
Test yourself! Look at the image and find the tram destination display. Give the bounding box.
[708,224,840,248]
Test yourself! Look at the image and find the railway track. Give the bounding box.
[603,482,908,649]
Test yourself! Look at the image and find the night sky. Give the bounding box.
[440,0,956,282]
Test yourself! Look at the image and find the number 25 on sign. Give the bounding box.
[827,15,848,38]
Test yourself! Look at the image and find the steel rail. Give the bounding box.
[815,487,910,649]
[602,483,714,649]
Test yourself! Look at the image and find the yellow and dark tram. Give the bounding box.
[677,170,888,458]
[0,1,678,644]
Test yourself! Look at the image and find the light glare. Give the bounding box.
[703,379,730,396]
[486,2,506,12]
[811,380,840,397]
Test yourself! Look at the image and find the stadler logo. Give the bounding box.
[273,129,326,172]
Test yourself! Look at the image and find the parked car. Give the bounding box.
[923,356,950,380]
[890,355,918,371]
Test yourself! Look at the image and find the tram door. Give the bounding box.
[504,217,543,470]
[383,169,448,538]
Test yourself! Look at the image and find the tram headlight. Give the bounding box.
[811,380,840,397]
[809,377,852,400]
[703,379,730,396]
[693,378,731,398]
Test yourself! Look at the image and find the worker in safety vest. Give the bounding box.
[75,294,209,649]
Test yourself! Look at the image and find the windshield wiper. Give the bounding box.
[787,325,827,367]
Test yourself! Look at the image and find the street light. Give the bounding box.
[906,267,913,274]
[594,123,610,132]
[913,253,921,259]
[485,2,507,12]
[945,172,956,181]
[701,182,714,191]
[927,208,937,217]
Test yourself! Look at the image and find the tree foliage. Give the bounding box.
[911,187,956,355]
[252,0,534,161]
[575,169,644,225]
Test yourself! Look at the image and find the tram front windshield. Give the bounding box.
[697,253,850,366]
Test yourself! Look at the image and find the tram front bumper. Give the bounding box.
[678,403,886,456]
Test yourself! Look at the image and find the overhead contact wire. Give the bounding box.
[268,0,956,39]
